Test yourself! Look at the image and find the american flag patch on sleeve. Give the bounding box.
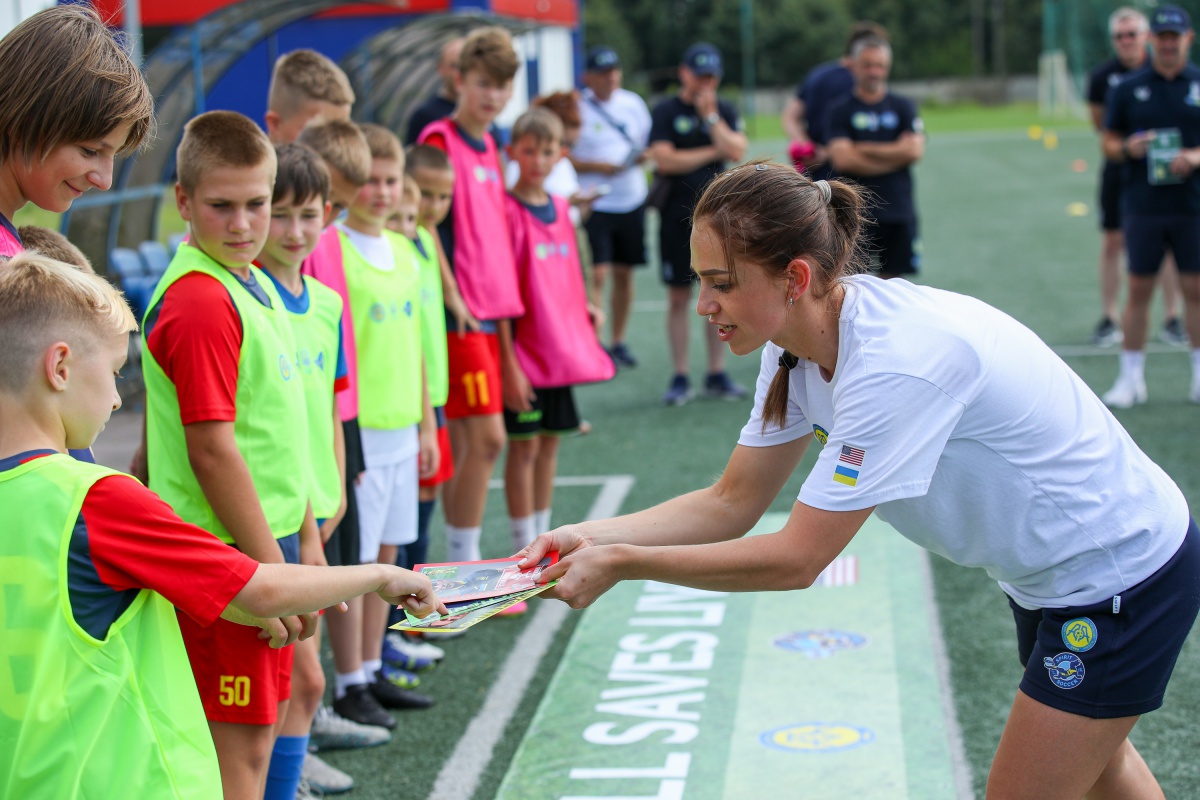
[833,445,865,487]
[839,445,865,466]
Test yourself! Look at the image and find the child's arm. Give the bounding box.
[319,403,347,543]
[498,318,534,413]
[431,231,479,336]
[184,420,286,564]
[298,502,326,567]
[418,361,439,479]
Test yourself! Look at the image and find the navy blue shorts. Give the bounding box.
[1009,517,1200,719]
[1123,213,1200,275]
[863,218,919,276]
[586,207,647,267]
[1099,163,1122,231]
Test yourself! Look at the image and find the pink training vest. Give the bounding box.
[302,226,359,422]
[505,194,615,388]
[0,220,22,259]
[418,120,523,321]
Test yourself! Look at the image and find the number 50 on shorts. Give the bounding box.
[218,675,251,707]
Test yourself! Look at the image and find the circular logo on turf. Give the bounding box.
[278,354,292,380]
[1043,652,1085,689]
[812,424,829,445]
[773,629,867,659]
[760,723,874,753]
[1061,617,1097,653]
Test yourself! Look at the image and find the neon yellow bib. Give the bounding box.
[413,227,449,408]
[0,454,222,799]
[143,244,310,543]
[341,230,423,429]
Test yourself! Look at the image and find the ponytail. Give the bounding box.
[762,350,799,432]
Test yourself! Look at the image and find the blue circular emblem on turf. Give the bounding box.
[759,722,874,753]
[773,629,867,659]
[1043,652,1085,689]
[1061,617,1098,653]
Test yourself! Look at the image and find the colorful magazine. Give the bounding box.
[414,553,559,604]
[391,583,557,632]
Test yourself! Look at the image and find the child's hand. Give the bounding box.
[503,363,535,413]
[587,302,606,332]
[418,427,439,479]
[254,613,318,648]
[448,295,481,338]
[378,567,448,619]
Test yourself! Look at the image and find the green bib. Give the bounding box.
[288,276,344,518]
[414,226,449,408]
[143,244,310,543]
[0,454,222,799]
[341,229,423,429]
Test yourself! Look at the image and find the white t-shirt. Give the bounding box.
[573,87,652,213]
[505,158,582,226]
[337,224,397,272]
[737,275,1189,608]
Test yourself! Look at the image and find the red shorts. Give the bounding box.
[419,416,455,488]
[445,331,503,419]
[177,611,293,725]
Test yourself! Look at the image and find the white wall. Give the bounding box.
[0,0,55,38]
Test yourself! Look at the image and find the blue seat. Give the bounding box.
[138,240,171,279]
[167,232,186,256]
[109,248,152,319]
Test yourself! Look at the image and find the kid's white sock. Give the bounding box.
[334,669,367,699]
[1191,348,1200,377]
[363,658,382,678]
[446,524,482,562]
[1120,350,1146,382]
[510,515,536,552]
[534,507,552,536]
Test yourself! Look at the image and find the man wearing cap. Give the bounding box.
[649,42,749,406]
[1102,4,1200,408]
[826,36,924,280]
[571,46,653,368]
[406,37,464,145]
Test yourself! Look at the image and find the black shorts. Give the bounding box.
[1124,213,1200,275]
[324,417,363,567]
[1009,517,1200,719]
[1099,163,1122,231]
[659,211,695,287]
[863,218,919,276]
[585,207,647,267]
[504,386,581,438]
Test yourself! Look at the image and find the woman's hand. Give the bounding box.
[538,543,628,609]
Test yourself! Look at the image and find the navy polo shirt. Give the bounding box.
[826,92,923,223]
[1105,63,1200,214]
[649,95,742,218]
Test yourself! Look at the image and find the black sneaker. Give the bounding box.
[703,371,748,400]
[1161,317,1189,346]
[662,374,692,406]
[370,670,435,710]
[1091,317,1122,347]
[608,342,638,368]
[332,684,396,730]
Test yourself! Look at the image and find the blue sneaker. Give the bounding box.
[377,662,421,690]
[662,374,692,406]
[608,342,638,368]
[382,633,437,671]
[703,372,748,401]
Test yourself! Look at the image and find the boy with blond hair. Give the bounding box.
[142,109,315,799]
[0,251,442,799]
[418,26,522,563]
[265,49,355,145]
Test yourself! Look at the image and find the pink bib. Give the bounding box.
[302,226,359,421]
[419,120,523,321]
[506,194,615,388]
[0,223,22,259]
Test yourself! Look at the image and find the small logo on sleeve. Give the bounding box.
[832,445,865,486]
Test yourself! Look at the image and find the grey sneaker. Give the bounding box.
[1161,317,1189,346]
[662,374,692,406]
[1092,317,1123,347]
[301,753,353,795]
[296,778,323,799]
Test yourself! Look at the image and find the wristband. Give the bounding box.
[705,112,721,127]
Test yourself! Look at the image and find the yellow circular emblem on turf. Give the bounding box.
[1062,617,1097,653]
[759,722,874,753]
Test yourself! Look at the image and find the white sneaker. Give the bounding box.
[309,705,391,752]
[295,778,322,799]
[301,753,352,795]
[1102,376,1148,408]
[385,631,445,661]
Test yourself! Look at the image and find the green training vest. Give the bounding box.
[414,226,449,408]
[0,454,222,799]
[143,244,310,543]
[288,276,344,519]
[341,229,423,429]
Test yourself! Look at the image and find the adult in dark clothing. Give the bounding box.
[405,37,464,145]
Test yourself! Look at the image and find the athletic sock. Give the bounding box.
[446,524,482,562]
[1120,350,1146,382]
[510,515,536,552]
[1192,349,1200,378]
[335,669,367,700]
[363,658,382,679]
[264,734,309,800]
[534,507,552,536]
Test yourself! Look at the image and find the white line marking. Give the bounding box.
[920,549,975,799]
[427,475,635,800]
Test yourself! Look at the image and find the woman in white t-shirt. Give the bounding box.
[519,160,1200,798]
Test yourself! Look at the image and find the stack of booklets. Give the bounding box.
[390,553,559,633]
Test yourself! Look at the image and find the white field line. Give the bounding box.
[426,475,635,800]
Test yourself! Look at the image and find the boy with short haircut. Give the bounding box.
[141,110,317,800]
[341,122,440,707]
[17,225,93,272]
[265,49,355,145]
[0,251,442,798]
[417,26,522,563]
[501,109,614,589]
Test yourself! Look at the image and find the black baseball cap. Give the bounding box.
[586,46,620,71]
[682,42,723,77]
[1151,5,1192,34]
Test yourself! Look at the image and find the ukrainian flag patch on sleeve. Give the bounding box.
[833,465,859,486]
[832,445,865,486]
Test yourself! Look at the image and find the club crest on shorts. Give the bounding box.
[1061,617,1098,653]
[1043,652,1085,689]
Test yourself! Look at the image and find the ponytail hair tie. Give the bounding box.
[778,350,799,370]
[815,179,832,205]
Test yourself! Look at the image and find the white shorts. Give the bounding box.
[355,450,419,562]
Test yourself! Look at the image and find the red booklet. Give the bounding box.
[414,553,559,604]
